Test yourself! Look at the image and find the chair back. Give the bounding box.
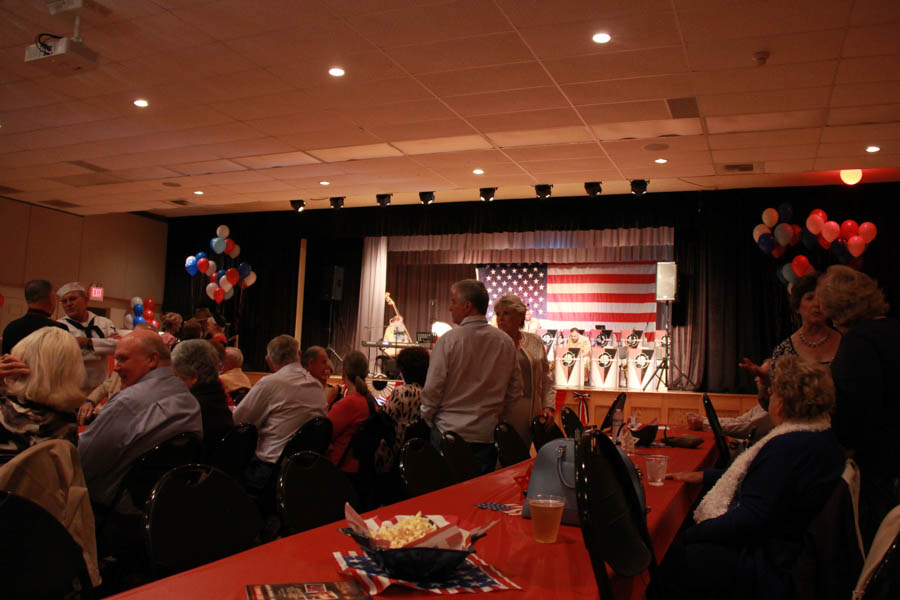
[599,392,626,431]
[229,387,251,405]
[493,421,530,467]
[439,431,482,483]
[574,430,655,599]
[854,504,900,600]
[0,490,93,598]
[702,393,732,469]
[208,423,258,479]
[403,418,431,442]
[280,416,332,463]
[531,415,565,452]
[399,437,454,497]
[144,464,262,575]
[119,432,203,509]
[560,406,584,438]
[276,451,358,535]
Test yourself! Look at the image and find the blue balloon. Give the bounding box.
[196,251,207,260]
[133,315,146,325]
[133,304,144,317]
[211,237,226,254]
[185,255,198,276]
[238,262,252,278]
[187,264,199,276]
[775,265,787,285]
[801,229,817,251]
[758,233,776,254]
[216,269,226,282]
[777,203,793,222]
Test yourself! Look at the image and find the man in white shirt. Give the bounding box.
[57,282,120,395]
[233,334,326,492]
[421,279,523,474]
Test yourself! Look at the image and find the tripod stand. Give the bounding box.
[644,301,695,390]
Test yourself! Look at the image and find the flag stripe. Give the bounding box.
[548,273,656,284]
[547,292,656,303]
[545,311,658,322]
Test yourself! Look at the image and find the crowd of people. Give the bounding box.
[0,268,897,597]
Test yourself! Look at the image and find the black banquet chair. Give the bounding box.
[575,429,656,599]
[530,415,565,452]
[439,431,482,483]
[279,416,333,463]
[399,437,454,497]
[144,464,263,576]
[493,421,530,467]
[702,393,732,469]
[208,423,258,479]
[115,432,203,510]
[599,392,627,431]
[276,451,359,535]
[0,490,93,599]
[560,406,585,439]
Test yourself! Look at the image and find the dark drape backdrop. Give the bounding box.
[162,182,899,389]
[385,263,475,338]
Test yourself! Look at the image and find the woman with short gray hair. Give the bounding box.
[172,339,233,450]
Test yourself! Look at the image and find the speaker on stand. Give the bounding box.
[644,262,696,390]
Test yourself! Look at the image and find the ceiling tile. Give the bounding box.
[495,0,671,28]
[278,128,383,149]
[367,118,476,141]
[503,143,606,161]
[835,54,900,84]
[764,158,816,173]
[519,157,615,174]
[487,125,593,147]
[820,123,900,143]
[698,87,832,116]
[562,74,694,105]
[848,0,900,26]
[224,21,375,68]
[392,135,493,155]
[171,0,326,40]
[231,151,320,169]
[468,108,583,132]
[385,33,533,74]
[307,143,403,162]
[705,109,828,134]
[602,135,710,154]
[827,104,900,126]
[831,82,900,108]
[410,149,512,167]
[709,128,823,149]
[842,23,900,57]
[442,87,570,116]
[677,1,852,43]
[712,144,818,163]
[591,118,703,140]
[685,29,845,71]
[418,62,554,97]
[168,160,248,176]
[543,47,689,85]
[691,61,838,95]
[577,100,671,124]
[338,99,457,127]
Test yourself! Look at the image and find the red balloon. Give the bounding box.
[209,273,217,284]
[847,235,866,257]
[810,208,827,222]
[225,268,240,286]
[771,245,787,258]
[143,309,155,322]
[790,224,802,246]
[821,220,840,242]
[817,233,831,249]
[858,221,877,243]
[0,292,4,309]
[840,220,859,240]
[791,255,810,277]
[144,297,156,312]
[196,258,209,274]
[150,319,160,329]
[225,238,235,254]
[214,288,225,304]
[805,214,825,235]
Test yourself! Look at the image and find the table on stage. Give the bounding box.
[109,430,718,600]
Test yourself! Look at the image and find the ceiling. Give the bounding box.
[1,0,899,217]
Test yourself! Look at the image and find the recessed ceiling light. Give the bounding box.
[133,98,149,108]
[329,67,345,77]
[866,145,880,153]
[319,181,330,186]
[592,32,611,44]
[193,190,204,195]
[654,158,668,164]
[472,168,484,175]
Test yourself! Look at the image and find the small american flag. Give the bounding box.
[475,502,523,516]
[334,551,520,595]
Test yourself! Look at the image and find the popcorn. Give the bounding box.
[370,513,437,548]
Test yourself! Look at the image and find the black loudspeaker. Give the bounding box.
[656,261,677,301]
[322,266,344,301]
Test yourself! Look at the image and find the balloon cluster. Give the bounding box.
[184,224,256,304]
[126,296,157,329]
[804,209,877,261]
[752,203,801,259]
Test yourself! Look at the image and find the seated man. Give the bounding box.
[78,330,202,509]
[301,345,339,406]
[220,346,252,394]
[233,335,326,491]
[1,279,67,354]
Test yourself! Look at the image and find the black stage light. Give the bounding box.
[631,180,649,195]
[584,181,602,198]
[330,196,345,209]
[289,199,306,212]
[480,187,496,202]
[535,184,552,199]
[419,191,435,205]
[376,193,392,207]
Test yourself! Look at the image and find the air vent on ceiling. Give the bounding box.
[169,199,191,206]
[162,182,181,187]
[0,185,23,194]
[722,163,756,172]
[41,199,81,208]
[67,160,108,172]
[666,96,700,119]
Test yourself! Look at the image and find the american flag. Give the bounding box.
[477,262,658,332]
[334,551,520,595]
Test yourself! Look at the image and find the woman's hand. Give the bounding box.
[0,354,29,379]
[666,471,703,484]
[738,357,762,377]
[77,400,95,425]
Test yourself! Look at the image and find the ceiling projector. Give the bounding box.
[25,37,98,74]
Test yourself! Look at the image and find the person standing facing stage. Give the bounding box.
[56,282,120,395]
[1,280,68,355]
[421,279,523,474]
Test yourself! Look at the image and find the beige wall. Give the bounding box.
[0,197,167,333]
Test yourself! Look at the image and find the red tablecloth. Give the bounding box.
[110,430,717,599]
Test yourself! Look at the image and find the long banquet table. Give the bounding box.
[110,430,717,599]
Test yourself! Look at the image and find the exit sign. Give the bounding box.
[89,286,104,301]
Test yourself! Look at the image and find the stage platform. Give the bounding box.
[555,386,759,427]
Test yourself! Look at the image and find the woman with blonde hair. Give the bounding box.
[493,294,555,448]
[816,265,899,546]
[0,327,85,463]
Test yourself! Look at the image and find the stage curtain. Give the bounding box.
[384,263,475,339]
[354,237,387,371]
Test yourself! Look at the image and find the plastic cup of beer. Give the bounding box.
[645,455,668,487]
[529,494,565,543]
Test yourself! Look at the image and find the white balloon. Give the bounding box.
[227,243,241,259]
[130,296,143,308]
[243,271,257,287]
[219,276,233,292]
[205,283,219,300]
[216,224,230,239]
[224,287,234,300]
[125,313,134,328]
[206,259,217,275]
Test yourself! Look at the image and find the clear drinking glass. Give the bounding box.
[529,494,565,543]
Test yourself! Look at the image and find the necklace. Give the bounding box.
[798,328,830,348]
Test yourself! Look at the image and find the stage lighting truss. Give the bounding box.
[535,184,552,199]
[630,180,649,195]
[289,199,306,212]
[480,187,496,202]
[419,191,435,205]
[584,182,602,197]
[376,193,392,207]
[330,196,345,209]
